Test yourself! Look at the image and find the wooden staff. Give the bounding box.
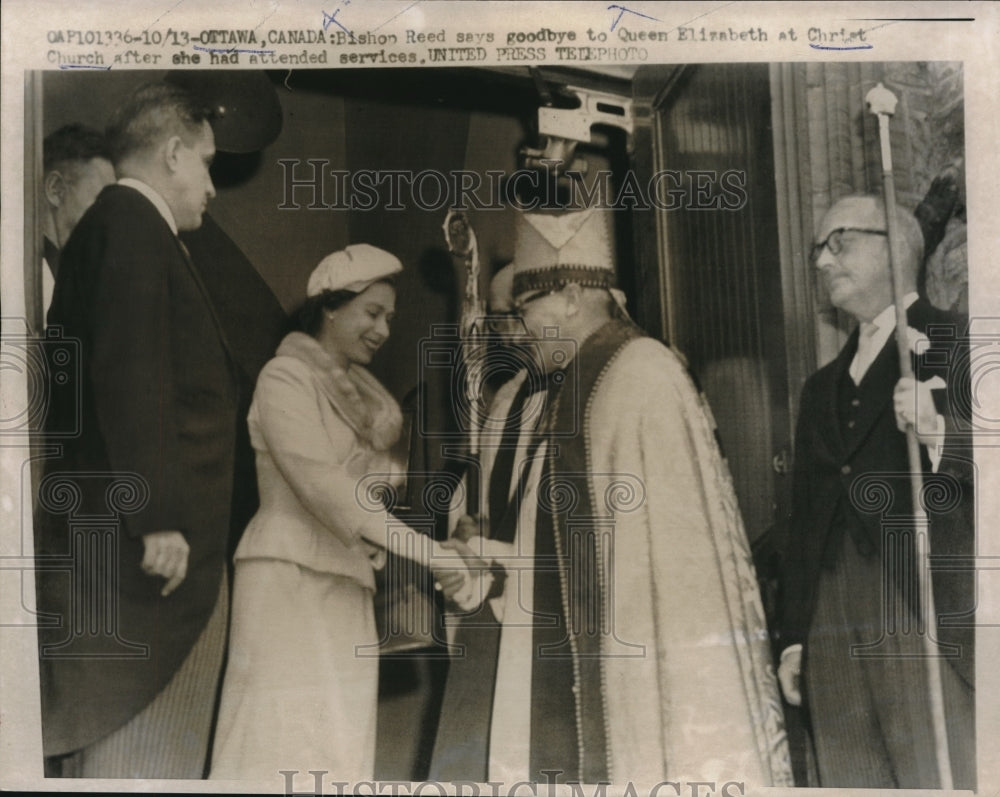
[866,82,953,789]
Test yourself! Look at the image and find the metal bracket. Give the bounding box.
[538,85,635,143]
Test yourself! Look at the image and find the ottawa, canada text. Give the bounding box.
[277,162,749,212]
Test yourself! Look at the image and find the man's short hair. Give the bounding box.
[43,123,110,174]
[105,83,213,166]
[826,194,925,276]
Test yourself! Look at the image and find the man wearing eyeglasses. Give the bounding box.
[432,206,792,786]
[776,195,974,788]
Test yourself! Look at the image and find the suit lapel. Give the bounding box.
[114,182,240,374]
[174,236,239,370]
[841,299,936,459]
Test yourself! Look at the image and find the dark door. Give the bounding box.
[631,63,793,549]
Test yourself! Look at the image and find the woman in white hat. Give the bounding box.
[210,245,472,782]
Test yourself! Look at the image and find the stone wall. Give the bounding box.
[811,61,966,312]
[793,61,967,363]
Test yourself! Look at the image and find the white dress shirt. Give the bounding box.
[849,291,945,469]
[117,177,178,235]
[849,292,919,385]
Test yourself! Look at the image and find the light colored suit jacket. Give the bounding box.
[234,332,405,590]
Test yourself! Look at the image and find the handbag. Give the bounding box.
[372,548,438,654]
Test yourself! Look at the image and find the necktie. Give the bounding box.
[850,321,879,385]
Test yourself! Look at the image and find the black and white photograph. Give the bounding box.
[1,1,998,794]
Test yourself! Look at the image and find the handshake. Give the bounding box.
[432,514,497,612]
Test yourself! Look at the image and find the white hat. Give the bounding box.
[307,244,403,297]
[509,206,616,297]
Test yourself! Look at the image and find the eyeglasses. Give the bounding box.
[810,227,887,263]
[485,311,527,334]
[512,289,558,315]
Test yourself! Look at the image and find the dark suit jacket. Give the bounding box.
[35,184,239,755]
[780,298,974,689]
[179,214,287,558]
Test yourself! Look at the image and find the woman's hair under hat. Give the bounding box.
[295,244,402,338]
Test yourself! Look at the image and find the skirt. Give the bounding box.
[209,558,378,785]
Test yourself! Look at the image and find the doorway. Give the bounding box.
[632,63,793,549]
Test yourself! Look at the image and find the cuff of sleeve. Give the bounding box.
[468,535,516,562]
[487,562,507,600]
[452,568,494,612]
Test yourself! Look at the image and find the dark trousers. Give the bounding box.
[54,569,228,779]
[804,531,975,789]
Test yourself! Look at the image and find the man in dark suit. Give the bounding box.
[777,195,975,788]
[36,82,238,778]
